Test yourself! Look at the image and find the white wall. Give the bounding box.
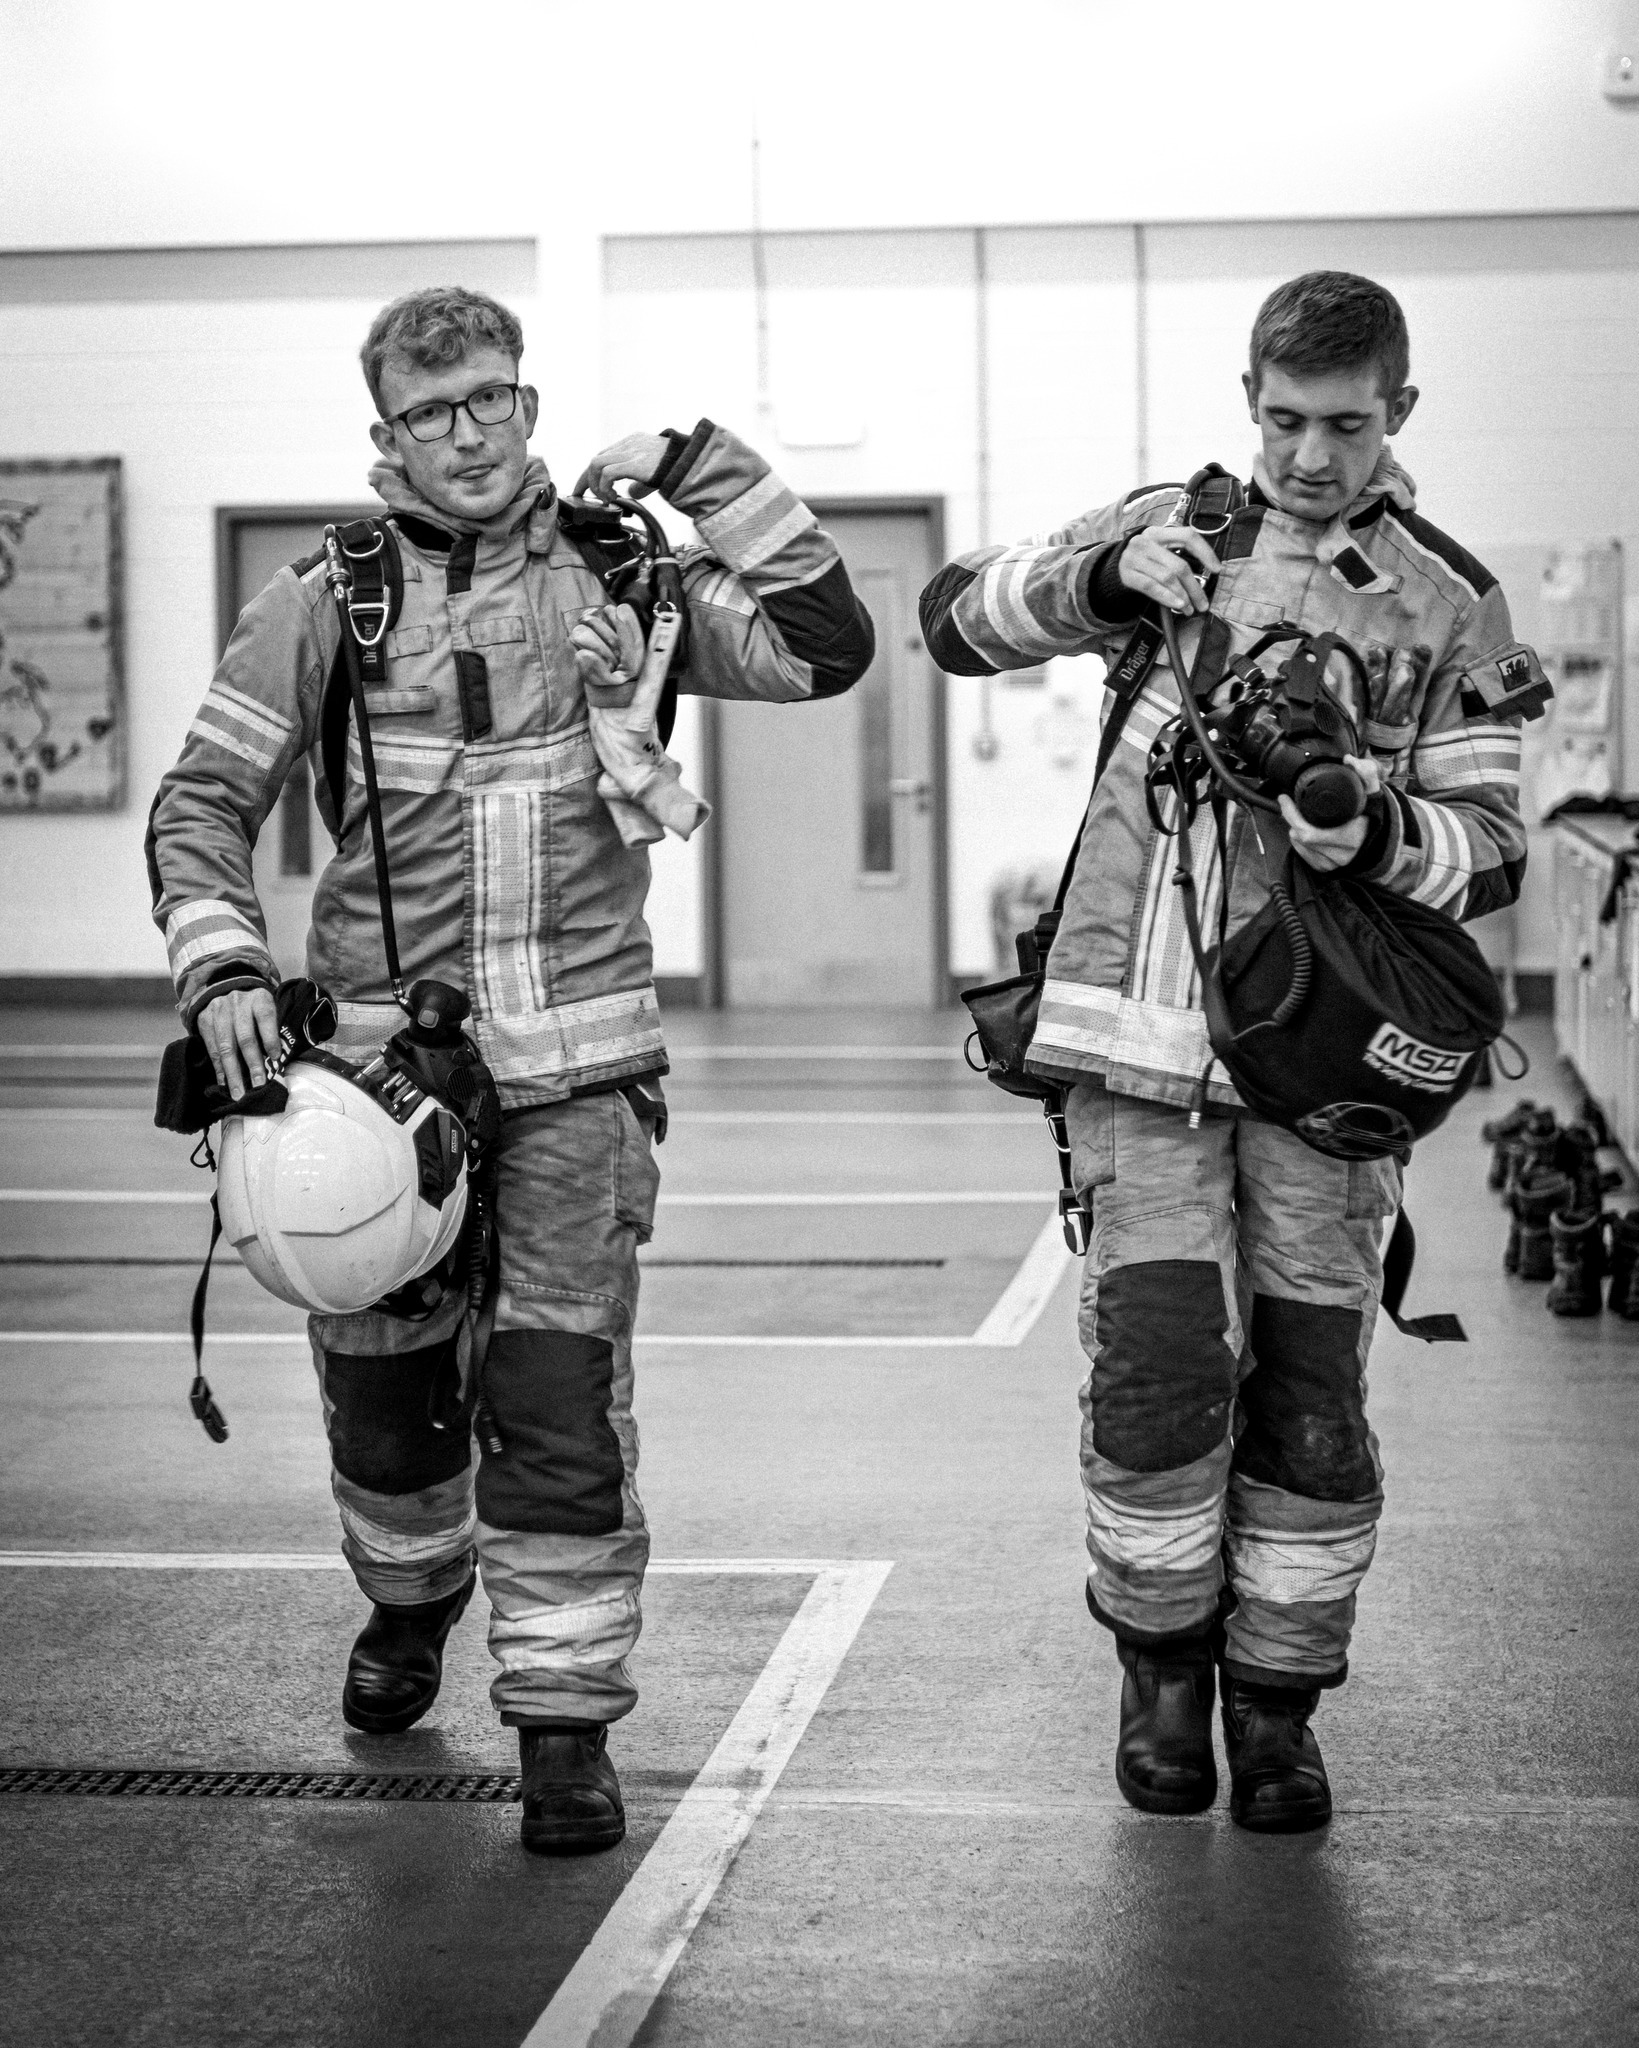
[4,1,1638,985]
[4,2,1639,242]
[607,214,1639,975]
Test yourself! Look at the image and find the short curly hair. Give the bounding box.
[360,286,524,415]
[1249,271,1410,399]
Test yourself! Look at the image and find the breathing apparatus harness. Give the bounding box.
[965,464,1518,1342]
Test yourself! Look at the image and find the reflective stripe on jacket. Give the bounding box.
[921,452,1536,1112]
[148,422,874,1106]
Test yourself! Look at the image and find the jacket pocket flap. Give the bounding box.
[469,615,528,648]
[363,686,438,715]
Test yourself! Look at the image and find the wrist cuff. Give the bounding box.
[650,418,715,501]
[1080,539,1148,626]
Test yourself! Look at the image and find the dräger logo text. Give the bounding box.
[1362,1023,1468,1094]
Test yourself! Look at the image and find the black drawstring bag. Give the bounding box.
[1199,852,1505,1161]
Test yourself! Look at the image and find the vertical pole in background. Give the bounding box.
[1133,221,1150,485]
[751,118,773,435]
[972,225,998,762]
[701,698,725,1009]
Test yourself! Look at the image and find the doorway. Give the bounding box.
[215,506,374,978]
[707,501,947,1008]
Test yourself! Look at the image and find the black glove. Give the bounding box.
[154,978,337,1135]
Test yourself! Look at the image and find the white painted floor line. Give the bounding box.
[0,1045,167,1059]
[0,1107,167,1120]
[0,1108,1033,1127]
[630,1046,961,1062]
[0,1042,962,1063]
[659,1190,1044,1205]
[969,1210,1077,1347]
[637,1334,975,1348]
[523,1559,893,2048]
[0,1187,1048,1207]
[0,1551,864,1575]
[656,1111,1031,1127]
[0,1331,308,1344]
[1,1330,994,1349]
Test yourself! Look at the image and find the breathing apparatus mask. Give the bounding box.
[1192,626,1369,829]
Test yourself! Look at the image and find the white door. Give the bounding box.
[713,505,946,1007]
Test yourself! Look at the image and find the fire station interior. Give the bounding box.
[3,8,1638,2046]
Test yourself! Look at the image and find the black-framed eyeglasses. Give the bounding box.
[387,381,520,444]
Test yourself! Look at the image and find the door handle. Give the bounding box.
[888,777,933,814]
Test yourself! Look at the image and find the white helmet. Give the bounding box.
[217,1051,468,1315]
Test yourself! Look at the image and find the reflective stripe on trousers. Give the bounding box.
[309,1088,658,1722]
[1066,1082,1398,1683]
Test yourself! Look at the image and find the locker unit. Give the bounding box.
[1552,817,1639,1155]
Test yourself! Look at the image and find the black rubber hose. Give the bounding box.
[1159,605,1280,815]
[1266,881,1313,1027]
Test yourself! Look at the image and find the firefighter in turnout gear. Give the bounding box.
[147,287,874,1855]
[921,273,1540,1831]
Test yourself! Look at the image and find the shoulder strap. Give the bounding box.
[317,518,403,830]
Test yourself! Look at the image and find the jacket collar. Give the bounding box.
[367,452,558,552]
[1248,445,1417,526]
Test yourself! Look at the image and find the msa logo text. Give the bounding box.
[1363,1023,1467,1094]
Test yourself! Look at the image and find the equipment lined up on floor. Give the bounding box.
[1485,1098,1635,1316]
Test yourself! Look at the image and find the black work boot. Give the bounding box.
[341,1572,476,1734]
[518,1721,625,1855]
[1220,1673,1331,1833]
[1545,1207,1607,1317]
[1113,1635,1218,1815]
[1504,1109,1560,1204]
[1608,1210,1639,1318]
[1554,1121,1619,1216]
[1482,1099,1537,1193]
[1510,1167,1574,1281]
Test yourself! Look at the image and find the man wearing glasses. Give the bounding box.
[147,286,874,1855]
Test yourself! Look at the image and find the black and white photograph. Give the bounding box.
[1,3,1635,2042]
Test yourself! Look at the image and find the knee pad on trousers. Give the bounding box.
[323,1340,471,1495]
[476,1331,624,1536]
[1091,1259,1234,1472]
[1236,1294,1376,1501]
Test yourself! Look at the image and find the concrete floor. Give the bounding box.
[1,1005,1635,2046]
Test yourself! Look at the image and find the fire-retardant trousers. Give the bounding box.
[307,1089,658,1724]
[1066,1081,1400,1687]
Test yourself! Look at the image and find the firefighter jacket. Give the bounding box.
[148,421,875,1107]
[921,450,1539,1112]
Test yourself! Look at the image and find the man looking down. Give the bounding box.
[921,272,1537,1830]
[148,286,873,1855]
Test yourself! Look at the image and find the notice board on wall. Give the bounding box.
[0,457,124,811]
[1521,540,1623,824]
